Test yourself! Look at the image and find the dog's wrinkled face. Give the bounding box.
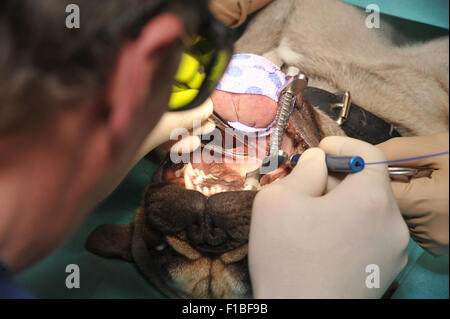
[86,92,324,298]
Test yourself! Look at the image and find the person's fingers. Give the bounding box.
[170,135,202,154]
[136,99,215,158]
[149,98,214,147]
[209,0,251,27]
[199,120,216,135]
[376,132,449,168]
[249,0,274,14]
[325,173,346,193]
[160,97,214,132]
[280,148,328,197]
[320,136,386,167]
[159,120,216,152]
[319,136,389,185]
[390,178,423,208]
[390,176,440,219]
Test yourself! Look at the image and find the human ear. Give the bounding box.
[69,14,184,203]
[106,13,184,141]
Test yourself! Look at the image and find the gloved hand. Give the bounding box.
[209,0,274,28]
[377,132,449,256]
[135,97,215,161]
[249,136,409,298]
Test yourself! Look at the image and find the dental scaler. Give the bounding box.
[289,153,365,173]
[244,150,436,190]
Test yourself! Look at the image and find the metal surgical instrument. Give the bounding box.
[269,67,309,156]
[201,111,250,159]
[200,142,248,159]
[244,150,437,189]
[209,111,250,149]
[288,153,437,180]
[245,67,309,189]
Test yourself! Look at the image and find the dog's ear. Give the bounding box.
[85,224,134,262]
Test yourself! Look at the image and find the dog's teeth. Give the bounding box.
[185,176,194,190]
[197,169,205,176]
[154,243,167,252]
[194,175,204,184]
[206,174,217,180]
[175,167,186,178]
[196,185,203,193]
[191,168,206,178]
[203,187,210,196]
[185,163,193,175]
[244,184,260,191]
[184,163,195,190]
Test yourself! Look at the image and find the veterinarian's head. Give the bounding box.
[0,0,232,271]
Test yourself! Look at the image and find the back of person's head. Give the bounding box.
[0,0,194,273]
[0,0,160,135]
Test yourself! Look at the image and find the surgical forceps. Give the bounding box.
[201,111,249,159]
[387,166,436,182]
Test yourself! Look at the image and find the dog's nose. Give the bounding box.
[144,183,257,254]
[186,212,228,253]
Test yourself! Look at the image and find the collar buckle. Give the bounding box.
[332,91,352,126]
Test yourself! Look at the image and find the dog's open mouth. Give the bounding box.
[161,128,299,196]
[160,94,324,196]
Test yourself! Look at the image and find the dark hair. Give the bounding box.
[0,0,164,134]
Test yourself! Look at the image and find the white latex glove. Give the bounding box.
[249,136,410,299]
[135,98,215,161]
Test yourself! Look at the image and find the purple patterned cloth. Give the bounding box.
[216,54,287,102]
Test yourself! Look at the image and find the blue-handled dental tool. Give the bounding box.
[243,150,442,190]
[289,153,365,173]
[244,151,365,190]
[289,153,439,180]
